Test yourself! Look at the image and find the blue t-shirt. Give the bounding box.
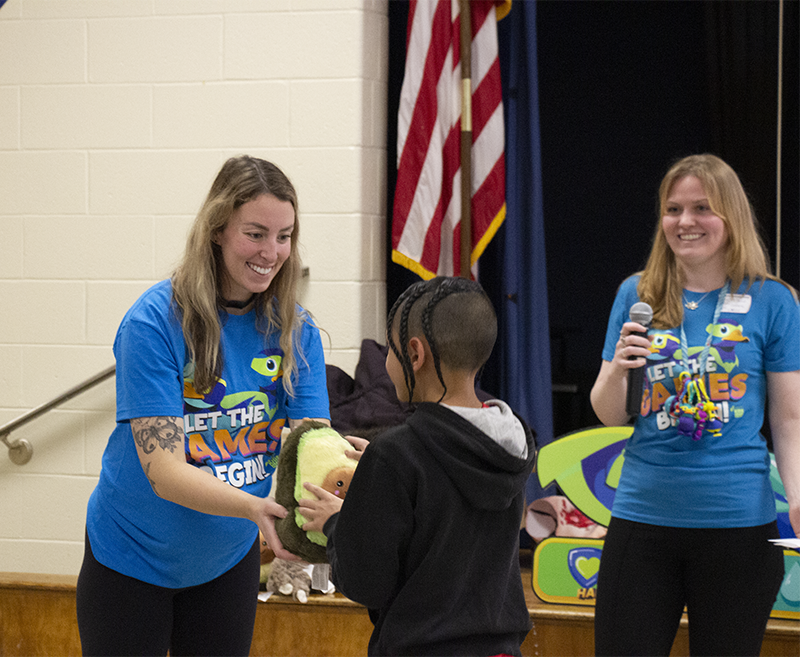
[86,280,330,587]
[602,276,800,528]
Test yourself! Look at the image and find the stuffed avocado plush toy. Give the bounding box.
[274,420,358,563]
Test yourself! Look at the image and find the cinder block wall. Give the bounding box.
[0,0,388,576]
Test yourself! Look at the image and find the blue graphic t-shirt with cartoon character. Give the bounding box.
[602,276,800,528]
[86,280,330,588]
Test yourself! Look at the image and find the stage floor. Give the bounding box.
[1,559,797,657]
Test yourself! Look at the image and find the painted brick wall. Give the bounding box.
[0,0,388,576]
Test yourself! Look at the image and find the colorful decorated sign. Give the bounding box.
[532,538,603,605]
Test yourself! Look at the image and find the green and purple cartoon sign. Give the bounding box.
[531,426,799,619]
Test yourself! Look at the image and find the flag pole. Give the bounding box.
[459,0,472,278]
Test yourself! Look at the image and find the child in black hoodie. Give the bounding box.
[299,277,536,656]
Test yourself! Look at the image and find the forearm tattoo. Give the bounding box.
[133,416,182,455]
[143,461,159,496]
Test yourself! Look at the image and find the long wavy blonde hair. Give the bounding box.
[171,155,304,395]
[637,154,786,328]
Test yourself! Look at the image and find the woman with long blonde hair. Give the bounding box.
[591,154,799,656]
[77,155,330,656]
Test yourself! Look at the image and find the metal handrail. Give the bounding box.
[1,365,116,465]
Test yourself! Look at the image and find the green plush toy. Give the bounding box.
[274,421,357,563]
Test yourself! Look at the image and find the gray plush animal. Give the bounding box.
[265,557,312,603]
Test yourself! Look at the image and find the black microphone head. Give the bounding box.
[629,301,653,327]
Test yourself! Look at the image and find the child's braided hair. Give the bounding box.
[386,277,497,403]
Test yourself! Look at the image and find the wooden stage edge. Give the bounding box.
[1,554,797,657]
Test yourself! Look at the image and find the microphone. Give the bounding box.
[625,302,653,418]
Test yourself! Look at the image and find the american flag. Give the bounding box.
[392,0,507,280]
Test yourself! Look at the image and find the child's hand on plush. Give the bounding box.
[299,482,344,533]
[345,435,369,462]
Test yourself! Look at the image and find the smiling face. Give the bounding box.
[215,193,295,303]
[661,175,728,279]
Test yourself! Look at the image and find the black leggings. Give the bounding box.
[76,530,261,657]
[594,518,784,657]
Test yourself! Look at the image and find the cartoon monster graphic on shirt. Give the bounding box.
[706,320,749,372]
[647,334,717,369]
[183,373,227,410]
[183,349,283,414]
[648,333,682,362]
[180,348,287,488]
[648,318,749,370]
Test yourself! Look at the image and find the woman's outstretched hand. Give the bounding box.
[253,497,302,561]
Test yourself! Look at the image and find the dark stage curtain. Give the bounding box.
[479,0,555,503]
[704,0,799,288]
[386,2,421,310]
[706,1,781,219]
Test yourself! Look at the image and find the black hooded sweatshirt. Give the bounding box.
[323,402,536,656]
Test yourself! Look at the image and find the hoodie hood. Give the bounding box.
[443,399,529,459]
[407,402,536,511]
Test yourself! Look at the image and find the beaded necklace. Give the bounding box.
[665,281,730,441]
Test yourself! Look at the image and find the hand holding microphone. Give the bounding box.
[623,302,653,417]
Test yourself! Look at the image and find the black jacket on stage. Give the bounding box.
[323,401,536,656]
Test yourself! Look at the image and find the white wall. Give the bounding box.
[0,0,388,576]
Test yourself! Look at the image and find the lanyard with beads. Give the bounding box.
[665,281,730,441]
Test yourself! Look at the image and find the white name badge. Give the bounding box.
[721,294,751,314]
